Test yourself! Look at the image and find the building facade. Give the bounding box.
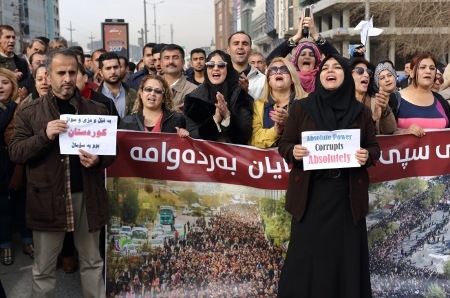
[0,0,60,52]
[215,0,450,69]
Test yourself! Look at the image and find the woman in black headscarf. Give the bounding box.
[277,54,380,298]
[183,50,254,144]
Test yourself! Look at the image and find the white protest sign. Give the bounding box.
[59,114,118,155]
[301,129,360,170]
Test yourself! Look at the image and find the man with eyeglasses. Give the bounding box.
[160,44,197,112]
[226,31,265,100]
[96,52,137,118]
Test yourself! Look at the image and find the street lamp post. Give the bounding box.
[143,0,148,44]
[149,0,165,43]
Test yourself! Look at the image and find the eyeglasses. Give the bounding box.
[268,65,290,76]
[435,77,444,84]
[352,67,373,77]
[142,87,164,95]
[205,61,227,69]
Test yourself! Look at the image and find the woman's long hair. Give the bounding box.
[258,57,307,102]
[132,74,174,113]
[0,68,19,103]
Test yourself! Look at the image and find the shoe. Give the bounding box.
[23,243,35,259]
[62,256,77,274]
[1,248,14,266]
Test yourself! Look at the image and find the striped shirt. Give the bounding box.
[397,96,449,129]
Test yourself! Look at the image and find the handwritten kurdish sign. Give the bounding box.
[301,129,360,170]
[59,114,118,155]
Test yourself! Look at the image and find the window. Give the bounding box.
[288,0,294,29]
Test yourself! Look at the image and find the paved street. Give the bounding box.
[0,233,82,298]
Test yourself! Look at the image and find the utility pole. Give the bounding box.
[150,1,165,43]
[89,33,95,53]
[170,24,173,44]
[143,0,148,44]
[67,21,75,47]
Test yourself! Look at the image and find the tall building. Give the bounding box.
[0,0,60,52]
[218,0,450,68]
[214,0,236,51]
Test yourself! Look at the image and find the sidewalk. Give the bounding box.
[0,233,82,297]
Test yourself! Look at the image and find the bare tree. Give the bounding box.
[342,1,450,61]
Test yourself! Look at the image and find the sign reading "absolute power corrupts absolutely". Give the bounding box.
[301,129,360,170]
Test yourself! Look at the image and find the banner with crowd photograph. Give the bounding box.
[105,130,450,297]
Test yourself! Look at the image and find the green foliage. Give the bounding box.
[108,178,120,217]
[260,196,291,246]
[178,189,200,206]
[443,260,450,278]
[121,193,139,224]
[368,227,386,249]
[144,183,153,194]
[424,284,446,298]
[393,178,427,202]
[423,183,445,208]
[386,222,399,235]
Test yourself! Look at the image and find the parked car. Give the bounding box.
[131,227,148,244]
[150,238,164,249]
[182,208,192,215]
[149,229,164,239]
[109,224,120,234]
[120,226,132,237]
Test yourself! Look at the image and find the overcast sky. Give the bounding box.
[59,0,215,53]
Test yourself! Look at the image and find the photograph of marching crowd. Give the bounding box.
[105,177,450,297]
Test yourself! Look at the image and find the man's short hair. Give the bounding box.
[190,48,206,58]
[151,44,167,55]
[85,54,92,59]
[50,36,68,48]
[227,31,252,47]
[92,48,107,58]
[28,39,46,49]
[45,48,78,73]
[142,42,156,56]
[118,55,129,66]
[250,51,265,61]
[35,36,50,46]
[0,25,15,37]
[98,52,120,69]
[70,46,85,64]
[128,61,136,72]
[161,44,185,60]
[29,51,46,64]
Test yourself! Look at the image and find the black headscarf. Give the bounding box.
[203,50,241,103]
[301,54,364,131]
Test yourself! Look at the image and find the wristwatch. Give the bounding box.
[314,34,326,46]
[287,37,298,47]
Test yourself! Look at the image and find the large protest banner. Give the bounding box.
[105,131,450,297]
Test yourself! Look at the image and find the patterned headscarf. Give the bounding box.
[291,42,323,93]
[374,64,397,88]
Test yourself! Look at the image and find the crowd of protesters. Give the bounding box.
[368,176,450,297]
[106,204,283,297]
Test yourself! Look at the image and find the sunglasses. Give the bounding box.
[205,61,227,69]
[435,77,444,84]
[268,65,290,76]
[353,67,373,77]
[142,87,164,95]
